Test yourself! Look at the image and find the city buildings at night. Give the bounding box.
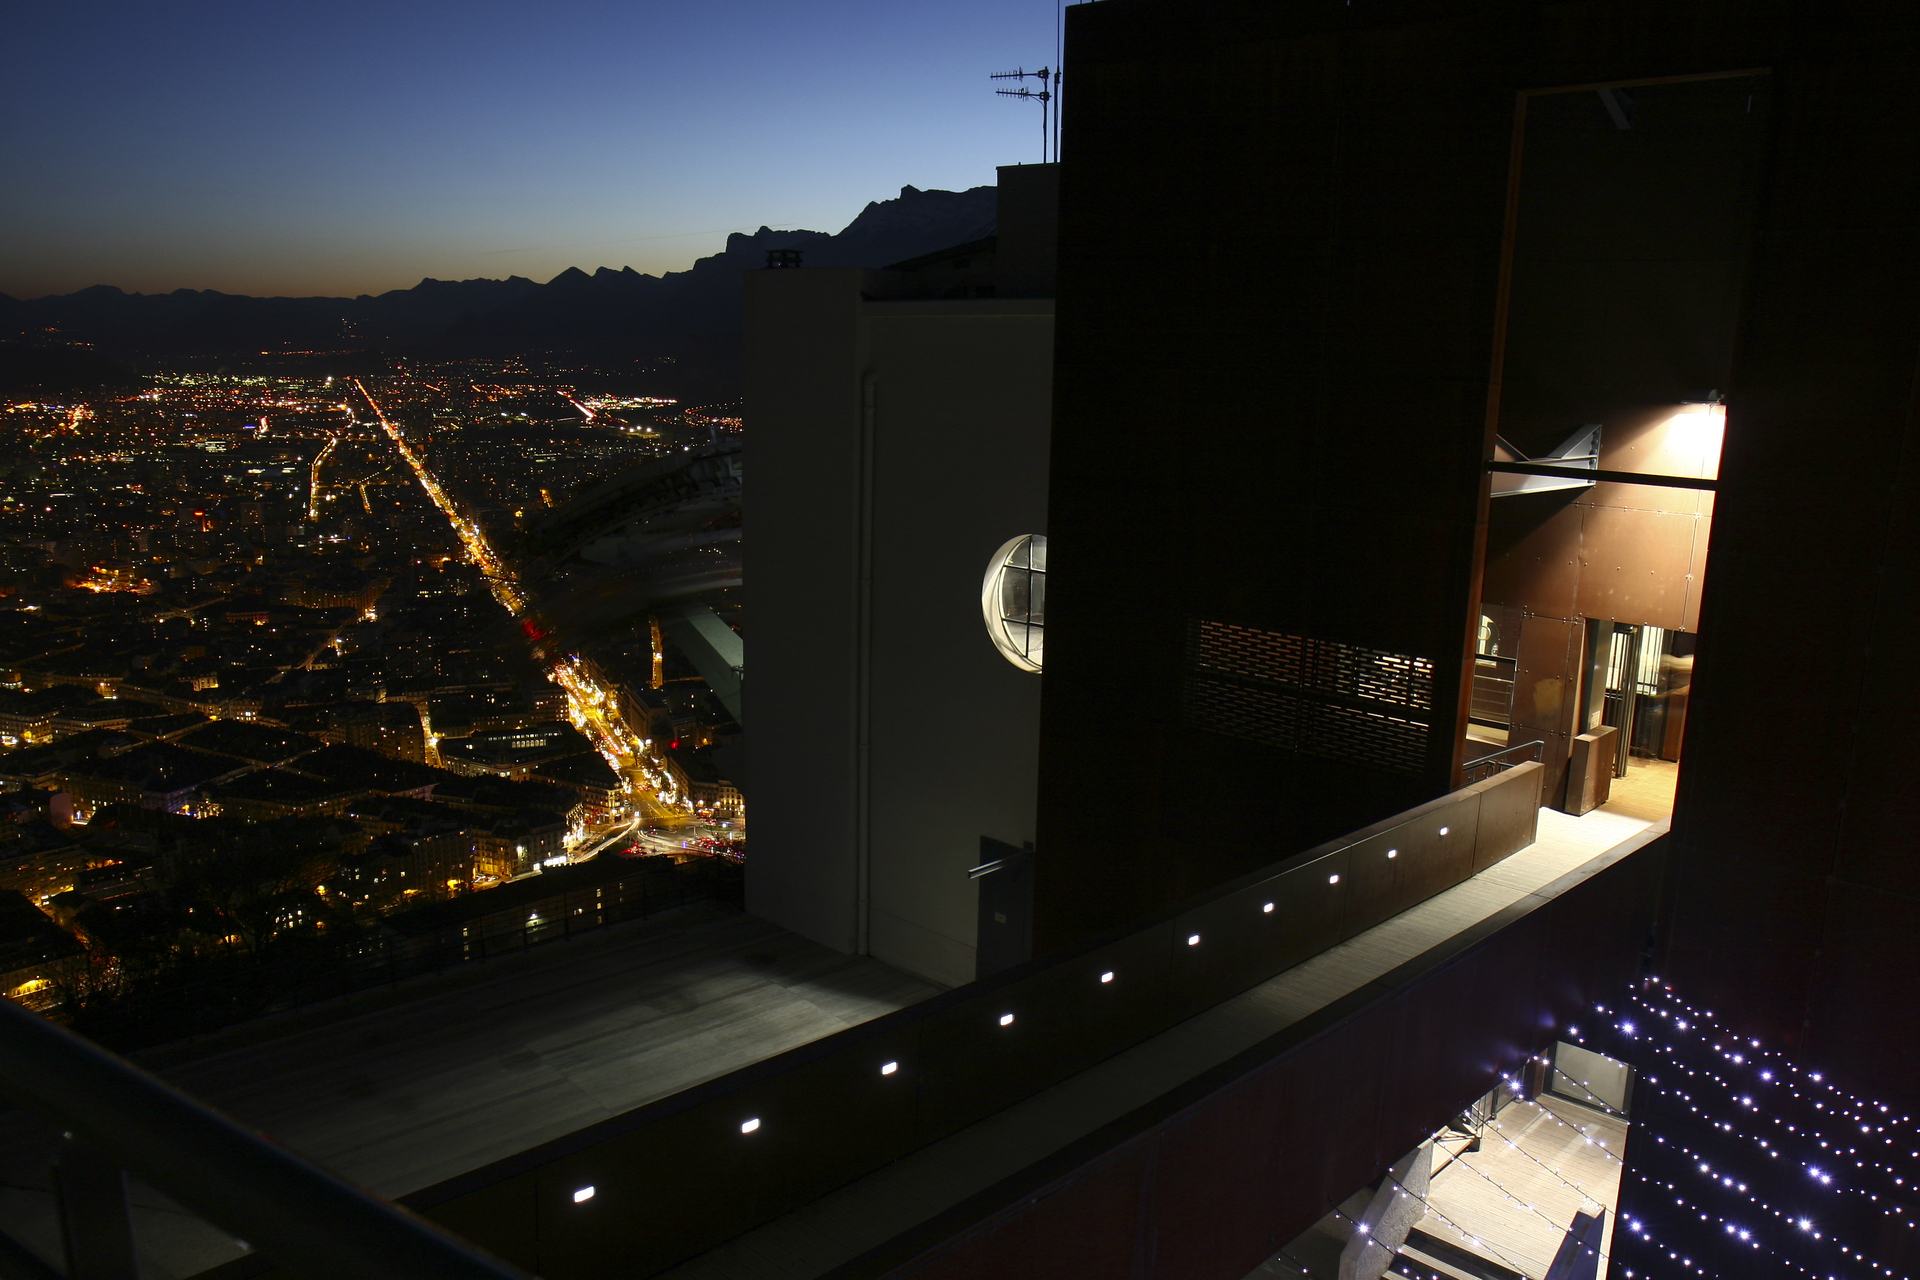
[0,355,750,1030]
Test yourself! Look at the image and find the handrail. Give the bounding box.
[0,998,536,1280]
[1464,739,1544,772]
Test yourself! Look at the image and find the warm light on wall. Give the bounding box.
[1659,401,1727,481]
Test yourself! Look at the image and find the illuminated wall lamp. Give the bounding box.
[573,1186,595,1203]
[1386,849,1397,859]
[1187,934,1201,946]
[999,1013,1015,1026]
[1328,874,1341,885]
[1262,902,1274,913]
[880,1061,898,1076]
[740,1118,760,1134]
[1100,971,1114,983]
[1439,826,1449,836]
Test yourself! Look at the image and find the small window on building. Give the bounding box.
[982,534,1047,672]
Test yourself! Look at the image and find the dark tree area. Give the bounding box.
[0,341,145,400]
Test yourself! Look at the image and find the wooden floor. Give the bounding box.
[1417,1095,1628,1278]
[663,805,1663,1280]
[0,905,939,1279]
[1601,756,1679,823]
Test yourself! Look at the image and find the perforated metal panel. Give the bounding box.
[1190,621,1434,711]
[1185,621,1433,773]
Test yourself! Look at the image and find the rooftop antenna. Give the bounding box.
[992,67,1053,162]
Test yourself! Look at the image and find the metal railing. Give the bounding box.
[0,996,535,1280]
[1463,737,1545,785]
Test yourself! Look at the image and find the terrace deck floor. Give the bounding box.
[0,904,938,1278]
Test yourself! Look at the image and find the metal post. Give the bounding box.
[53,1136,137,1280]
[1617,625,1643,777]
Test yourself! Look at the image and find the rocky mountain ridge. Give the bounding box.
[0,183,997,394]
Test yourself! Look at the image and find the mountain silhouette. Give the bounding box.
[0,183,997,396]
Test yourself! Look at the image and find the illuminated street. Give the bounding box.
[306,431,341,521]
[354,378,693,838]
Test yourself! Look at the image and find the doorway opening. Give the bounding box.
[1468,70,1765,821]
[1572,622,1696,821]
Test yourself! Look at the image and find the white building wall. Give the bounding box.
[744,272,1052,985]
[862,301,1052,986]
[742,269,870,955]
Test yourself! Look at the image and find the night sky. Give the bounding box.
[1,0,1063,300]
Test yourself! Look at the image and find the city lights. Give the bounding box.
[355,379,693,826]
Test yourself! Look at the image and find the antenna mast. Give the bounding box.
[991,66,1053,163]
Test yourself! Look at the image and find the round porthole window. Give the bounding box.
[982,534,1046,672]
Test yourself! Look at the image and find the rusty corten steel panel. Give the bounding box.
[1483,500,1585,622]
[904,1147,1152,1280]
[1585,404,1719,517]
[1507,614,1582,807]
[1574,505,1698,630]
[1151,1019,1397,1277]
[1682,513,1712,635]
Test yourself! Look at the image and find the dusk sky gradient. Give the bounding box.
[1,0,1064,300]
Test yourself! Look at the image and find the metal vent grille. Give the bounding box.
[1184,621,1433,774]
[1190,620,1434,711]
